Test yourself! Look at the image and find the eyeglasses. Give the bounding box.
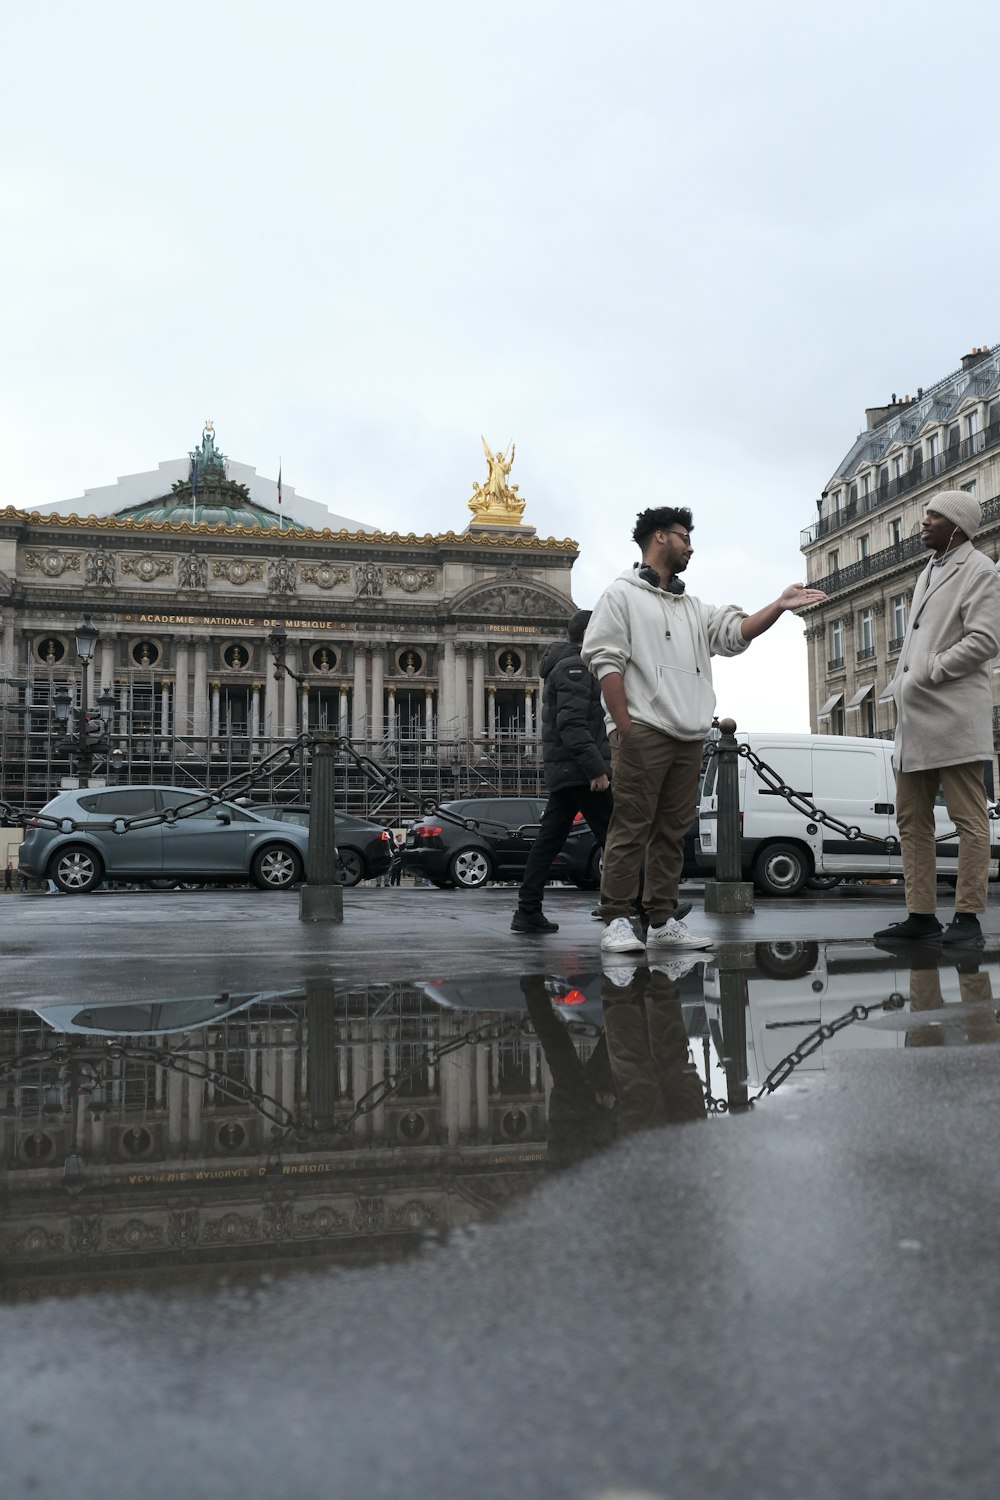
[662,529,692,547]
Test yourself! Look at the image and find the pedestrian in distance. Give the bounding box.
[3,861,12,893]
[511,609,615,934]
[389,835,403,887]
[873,491,1000,949]
[582,505,827,956]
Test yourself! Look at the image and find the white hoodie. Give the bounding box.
[581,567,749,741]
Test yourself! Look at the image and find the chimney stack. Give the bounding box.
[961,346,991,371]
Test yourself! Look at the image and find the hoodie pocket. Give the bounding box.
[654,663,716,730]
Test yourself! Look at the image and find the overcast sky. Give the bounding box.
[3,0,998,731]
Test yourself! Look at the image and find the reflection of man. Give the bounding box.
[874,492,1000,948]
[903,950,1000,1048]
[601,965,706,1130]
[520,976,616,1169]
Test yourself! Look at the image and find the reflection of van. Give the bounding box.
[698,732,1000,896]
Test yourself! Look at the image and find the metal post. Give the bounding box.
[703,715,755,914]
[718,968,751,1112]
[299,730,344,923]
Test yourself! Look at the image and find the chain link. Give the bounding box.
[749,991,906,1099]
[708,741,985,850]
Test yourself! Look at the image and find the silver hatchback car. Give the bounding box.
[18,785,311,894]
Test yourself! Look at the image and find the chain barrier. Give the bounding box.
[0,733,524,843]
[707,740,992,850]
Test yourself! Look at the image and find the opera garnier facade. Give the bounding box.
[0,426,579,821]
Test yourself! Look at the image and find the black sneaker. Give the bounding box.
[872,914,943,943]
[940,914,985,947]
[511,909,559,934]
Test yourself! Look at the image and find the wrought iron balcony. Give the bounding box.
[827,656,845,671]
[888,636,905,652]
[806,494,1000,597]
[856,647,877,662]
[801,426,1000,547]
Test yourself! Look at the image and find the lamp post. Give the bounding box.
[268,622,307,796]
[52,616,119,787]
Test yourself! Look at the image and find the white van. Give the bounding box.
[697,731,1000,897]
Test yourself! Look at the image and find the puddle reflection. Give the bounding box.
[3,940,999,1299]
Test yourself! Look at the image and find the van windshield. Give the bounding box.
[702,756,718,799]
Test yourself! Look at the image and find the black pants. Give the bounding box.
[517,784,614,912]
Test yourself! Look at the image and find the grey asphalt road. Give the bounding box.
[0,879,919,1006]
[2,883,999,1499]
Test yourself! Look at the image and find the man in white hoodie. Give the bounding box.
[582,506,826,954]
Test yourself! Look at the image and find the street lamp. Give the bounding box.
[268,623,308,795]
[53,617,121,787]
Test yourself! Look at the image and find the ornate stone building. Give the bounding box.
[800,345,1000,751]
[0,426,579,817]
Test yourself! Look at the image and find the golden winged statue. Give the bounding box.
[468,436,526,523]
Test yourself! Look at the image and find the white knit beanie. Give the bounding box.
[928,489,981,539]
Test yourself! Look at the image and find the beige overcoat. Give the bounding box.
[881,541,1000,773]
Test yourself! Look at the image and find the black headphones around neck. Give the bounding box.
[637,562,685,595]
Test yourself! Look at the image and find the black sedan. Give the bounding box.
[401,797,601,890]
[251,803,393,886]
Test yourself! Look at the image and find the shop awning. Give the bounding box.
[818,693,843,718]
[846,683,875,709]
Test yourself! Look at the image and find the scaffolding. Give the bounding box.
[0,661,546,823]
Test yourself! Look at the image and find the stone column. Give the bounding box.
[370,648,385,744]
[250,684,261,743]
[339,687,349,738]
[174,639,190,743]
[524,686,534,739]
[99,634,115,693]
[487,686,496,740]
[118,683,128,740]
[472,651,485,741]
[193,642,209,751]
[282,661,297,740]
[159,682,171,755]
[454,648,468,742]
[210,682,220,748]
[352,649,368,741]
[264,648,280,742]
[425,687,434,745]
[300,682,310,737]
[1,614,14,693]
[387,687,396,740]
[441,638,456,746]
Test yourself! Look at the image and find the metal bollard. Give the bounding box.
[298,730,344,923]
[717,968,751,1111]
[703,716,755,915]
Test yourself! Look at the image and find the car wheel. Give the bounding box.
[752,842,809,897]
[755,940,820,980]
[144,878,181,891]
[50,844,103,895]
[336,848,364,887]
[448,847,493,889]
[430,878,453,889]
[251,844,303,890]
[805,873,842,891]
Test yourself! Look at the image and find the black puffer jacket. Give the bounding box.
[539,640,612,792]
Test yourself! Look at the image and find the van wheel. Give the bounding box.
[755,940,820,979]
[753,842,809,897]
[806,873,842,891]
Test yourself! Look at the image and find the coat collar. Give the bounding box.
[914,539,975,609]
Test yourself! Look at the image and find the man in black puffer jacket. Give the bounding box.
[511,610,614,933]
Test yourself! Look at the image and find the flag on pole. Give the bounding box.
[191,457,199,525]
[277,461,283,530]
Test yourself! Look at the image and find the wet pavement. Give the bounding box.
[2,884,1000,1497]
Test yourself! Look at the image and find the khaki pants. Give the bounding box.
[895,761,991,914]
[600,724,703,927]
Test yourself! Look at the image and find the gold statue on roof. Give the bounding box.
[468,437,526,525]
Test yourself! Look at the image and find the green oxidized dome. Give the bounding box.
[112,423,304,532]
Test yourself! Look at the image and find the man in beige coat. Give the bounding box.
[875,490,1000,947]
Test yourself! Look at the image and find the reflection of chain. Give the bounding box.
[751,993,905,1099]
[711,742,976,850]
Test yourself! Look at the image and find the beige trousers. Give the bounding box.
[894,761,991,914]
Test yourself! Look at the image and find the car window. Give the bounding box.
[279,810,310,828]
[77,794,103,813]
[159,790,250,822]
[99,789,159,818]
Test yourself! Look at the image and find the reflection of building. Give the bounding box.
[0,984,606,1295]
[0,426,579,815]
[800,346,1000,744]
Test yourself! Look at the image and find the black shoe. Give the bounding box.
[872,914,943,943]
[873,938,942,968]
[940,914,985,947]
[511,909,559,934]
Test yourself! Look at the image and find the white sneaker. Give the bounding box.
[601,960,638,987]
[645,917,713,951]
[601,916,647,953]
[650,956,702,982]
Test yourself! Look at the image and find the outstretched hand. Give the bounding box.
[779,583,828,610]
